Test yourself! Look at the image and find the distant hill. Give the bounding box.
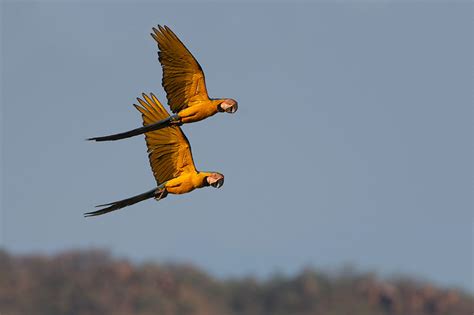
[0,249,471,315]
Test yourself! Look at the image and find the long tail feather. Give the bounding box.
[87,117,172,142]
[85,188,159,217]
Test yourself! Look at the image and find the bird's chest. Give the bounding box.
[180,103,217,123]
[179,179,197,192]
[166,173,202,194]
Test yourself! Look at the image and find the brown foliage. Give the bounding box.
[0,249,471,315]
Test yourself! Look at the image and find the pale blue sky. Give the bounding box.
[1,2,472,291]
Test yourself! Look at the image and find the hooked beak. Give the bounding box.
[208,174,224,188]
[225,103,238,114]
[219,99,238,114]
[211,177,224,188]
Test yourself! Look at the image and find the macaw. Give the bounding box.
[88,25,238,142]
[85,93,224,217]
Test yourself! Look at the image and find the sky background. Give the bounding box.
[1,1,472,291]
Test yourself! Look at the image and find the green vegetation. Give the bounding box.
[0,249,471,315]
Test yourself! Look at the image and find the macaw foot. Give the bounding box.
[154,188,168,201]
[169,114,183,126]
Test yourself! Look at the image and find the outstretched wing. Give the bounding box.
[151,25,210,113]
[135,93,197,185]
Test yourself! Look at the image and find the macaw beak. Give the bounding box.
[208,174,224,188]
[211,177,224,188]
[219,99,238,114]
[225,101,238,114]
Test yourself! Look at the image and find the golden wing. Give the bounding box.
[151,25,210,113]
[134,93,197,185]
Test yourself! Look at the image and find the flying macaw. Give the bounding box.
[88,25,238,142]
[85,93,224,217]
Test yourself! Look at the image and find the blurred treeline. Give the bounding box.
[0,249,471,315]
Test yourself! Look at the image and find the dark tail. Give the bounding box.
[87,116,173,142]
[84,188,158,217]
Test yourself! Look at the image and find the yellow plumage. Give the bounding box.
[84,26,232,217]
[87,25,237,143]
[151,25,210,113]
[134,93,196,186]
[85,93,224,217]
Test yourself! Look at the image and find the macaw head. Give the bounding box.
[206,172,225,188]
[218,98,238,114]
